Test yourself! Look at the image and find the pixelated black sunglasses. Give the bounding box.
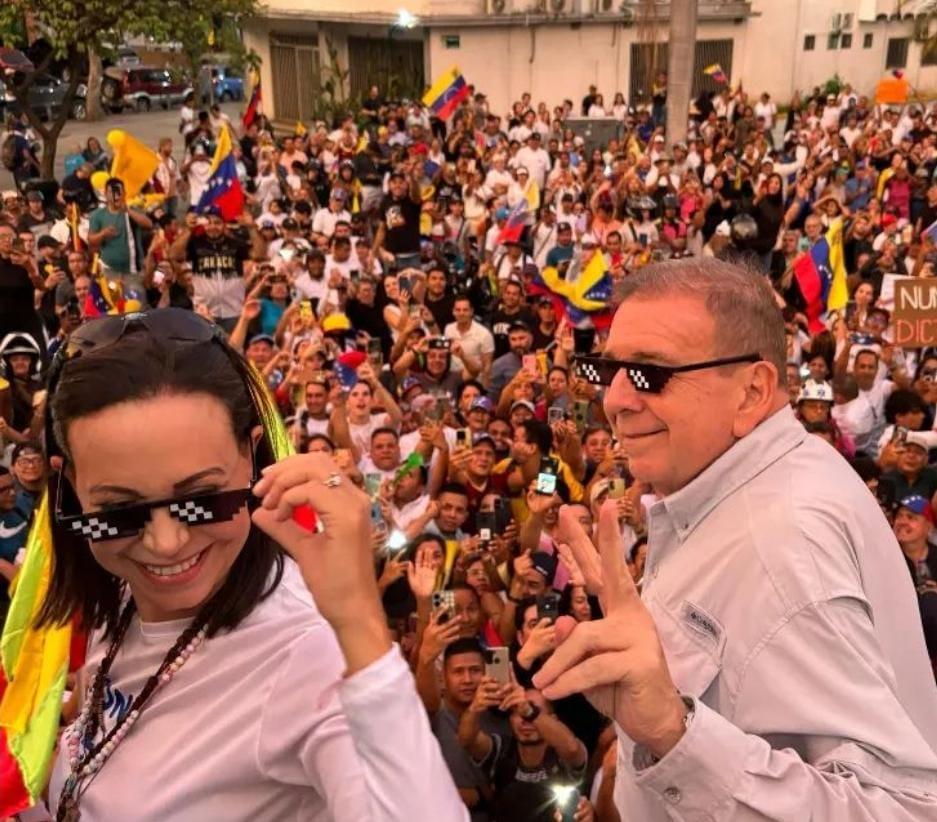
[575,353,762,393]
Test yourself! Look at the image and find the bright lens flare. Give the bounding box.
[551,784,577,804]
[396,9,418,28]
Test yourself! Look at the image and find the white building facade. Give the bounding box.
[243,0,937,121]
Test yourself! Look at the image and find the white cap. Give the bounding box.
[798,380,834,403]
[715,220,731,237]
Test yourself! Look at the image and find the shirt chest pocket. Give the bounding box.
[648,596,725,701]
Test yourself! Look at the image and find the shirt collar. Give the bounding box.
[658,405,806,541]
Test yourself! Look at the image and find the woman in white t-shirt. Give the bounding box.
[37,309,462,821]
[337,365,403,460]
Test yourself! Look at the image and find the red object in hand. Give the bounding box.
[292,504,321,532]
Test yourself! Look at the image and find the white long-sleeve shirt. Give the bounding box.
[614,406,937,820]
[49,560,468,821]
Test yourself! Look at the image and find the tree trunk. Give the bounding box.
[665,0,698,148]
[85,43,105,122]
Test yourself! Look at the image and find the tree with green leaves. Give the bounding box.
[0,0,257,178]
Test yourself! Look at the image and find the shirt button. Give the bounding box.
[663,786,682,804]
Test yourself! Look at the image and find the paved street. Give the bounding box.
[0,101,243,189]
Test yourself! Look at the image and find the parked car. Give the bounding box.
[0,74,87,121]
[101,66,191,113]
[210,66,244,102]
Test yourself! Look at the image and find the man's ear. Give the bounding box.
[732,362,783,439]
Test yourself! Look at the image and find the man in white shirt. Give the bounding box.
[515,132,551,190]
[753,92,777,129]
[535,258,937,821]
[444,295,495,383]
[311,189,351,239]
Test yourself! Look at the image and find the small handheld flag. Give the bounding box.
[196,126,245,221]
[242,82,261,129]
[422,67,471,121]
[703,64,728,85]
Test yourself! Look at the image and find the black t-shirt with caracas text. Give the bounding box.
[186,233,249,280]
[380,195,421,255]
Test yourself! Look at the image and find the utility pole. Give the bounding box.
[665,0,698,147]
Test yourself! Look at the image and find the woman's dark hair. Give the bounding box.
[885,388,926,424]
[38,330,284,639]
[558,582,603,621]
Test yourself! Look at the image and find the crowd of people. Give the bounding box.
[1,72,937,821]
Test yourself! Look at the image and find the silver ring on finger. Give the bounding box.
[323,472,342,489]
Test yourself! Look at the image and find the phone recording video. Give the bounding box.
[535,456,559,496]
[536,592,560,624]
[484,646,511,685]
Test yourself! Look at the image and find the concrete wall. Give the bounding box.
[425,20,745,116]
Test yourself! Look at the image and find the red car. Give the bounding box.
[101,66,191,113]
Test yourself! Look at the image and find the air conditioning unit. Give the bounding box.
[842,12,854,29]
[914,15,930,41]
[830,12,842,32]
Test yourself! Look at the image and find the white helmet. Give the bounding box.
[798,380,834,404]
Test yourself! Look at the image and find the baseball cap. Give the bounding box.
[900,494,935,524]
[25,190,43,202]
[508,319,531,333]
[472,432,496,449]
[580,234,599,248]
[247,333,276,347]
[882,213,898,228]
[531,551,558,582]
[905,432,932,453]
[399,375,423,397]
[510,399,536,414]
[470,396,495,414]
[281,217,299,230]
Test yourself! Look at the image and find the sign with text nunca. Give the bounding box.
[894,279,937,348]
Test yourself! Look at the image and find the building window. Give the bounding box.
[886,37,909,68]
[924,40,937,66]
[827,33,839,50]
[804,34,816,51]
[841,32,853,49]
[863,32,873,48]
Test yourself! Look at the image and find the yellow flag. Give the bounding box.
[826,217,848,313]
[295,120,307,137]
[525,180,540,211]
[106,129,160,199]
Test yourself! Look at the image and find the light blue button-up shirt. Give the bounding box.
[615,405,937,820]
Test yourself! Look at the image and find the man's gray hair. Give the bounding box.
[615,258,786,384]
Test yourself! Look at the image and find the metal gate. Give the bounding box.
[347,37,424,102]
[270,35,321,122]
[629,39,734,105]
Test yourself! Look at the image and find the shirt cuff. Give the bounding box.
[625,699,758,821]
[339,644,408,716]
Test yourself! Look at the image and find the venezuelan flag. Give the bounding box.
[704,64,728,85]
[0,494,72,818]
[422,67,470,121]
[794,238,834,334]
[197,126,245,221]
[528,251,615,329]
